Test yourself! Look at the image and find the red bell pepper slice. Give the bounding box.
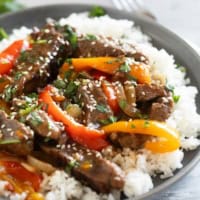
[102,80,119,114]
[2,161,42,191]
[0,40,27,75]
[39,85,109,151]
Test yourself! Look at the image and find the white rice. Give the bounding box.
[0,12,200,200]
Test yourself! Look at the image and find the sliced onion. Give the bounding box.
[114,81,137,117]
[66,104,82,118]
[27,155,55,175]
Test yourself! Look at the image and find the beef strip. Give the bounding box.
[149,96,173,121]
[135,84,168,102]
[78,79,113,127]
[109,132,150,150]
[40,142,125,193]
[3,24,72,101]
[74,36,148,64]
[0,111,33,156]
[26,110,64,140]
[135,83,174,121]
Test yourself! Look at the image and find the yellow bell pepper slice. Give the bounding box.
[102,120,180,153]
[60,57,151,84]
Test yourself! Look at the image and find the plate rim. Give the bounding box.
[0,4,200,200]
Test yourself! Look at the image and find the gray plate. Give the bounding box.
[0,4,200,200]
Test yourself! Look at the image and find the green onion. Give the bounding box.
[89,6,106,17]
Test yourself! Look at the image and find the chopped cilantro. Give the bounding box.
[166,84,180,103]
[27,93,38,99]
[53,79,67,89]
[135,112,149,120]
[121,34,128,39]
[127,74,137,83]
[64,81,79,97]
[85,34,97,41]
[18,51,31,63]
[131,124,136,128]
[14,71,24,81]
[176,64,186,73]
[119,62,131,73]
[100,116,117,125]
[96,104,108,113]
[144,120,150,128]
[4,85,16,102]
[64,26,77,49]
[29,111,43,126]
[109,116,117,123]
[64,69,73,81]
[166,84,174,92]
[119,99,127,110]
[65,58,72,65]
[19,105,37,116]
[65,160,79,173]
[0,27,8,41]
[89,6,106,17]
[173,94,180,103]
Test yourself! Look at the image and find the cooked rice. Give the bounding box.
[0,12,200,200]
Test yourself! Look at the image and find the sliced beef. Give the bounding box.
[0,111,33,156]
[135,84,174,121]
[136,84,168,102]
[26,110,64,140]
[78,79,113,127]
[40,142,125,193]
[74,36,148,64]
[149,96,173,121]
[3,24,72,101]
[109,133,150,149]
